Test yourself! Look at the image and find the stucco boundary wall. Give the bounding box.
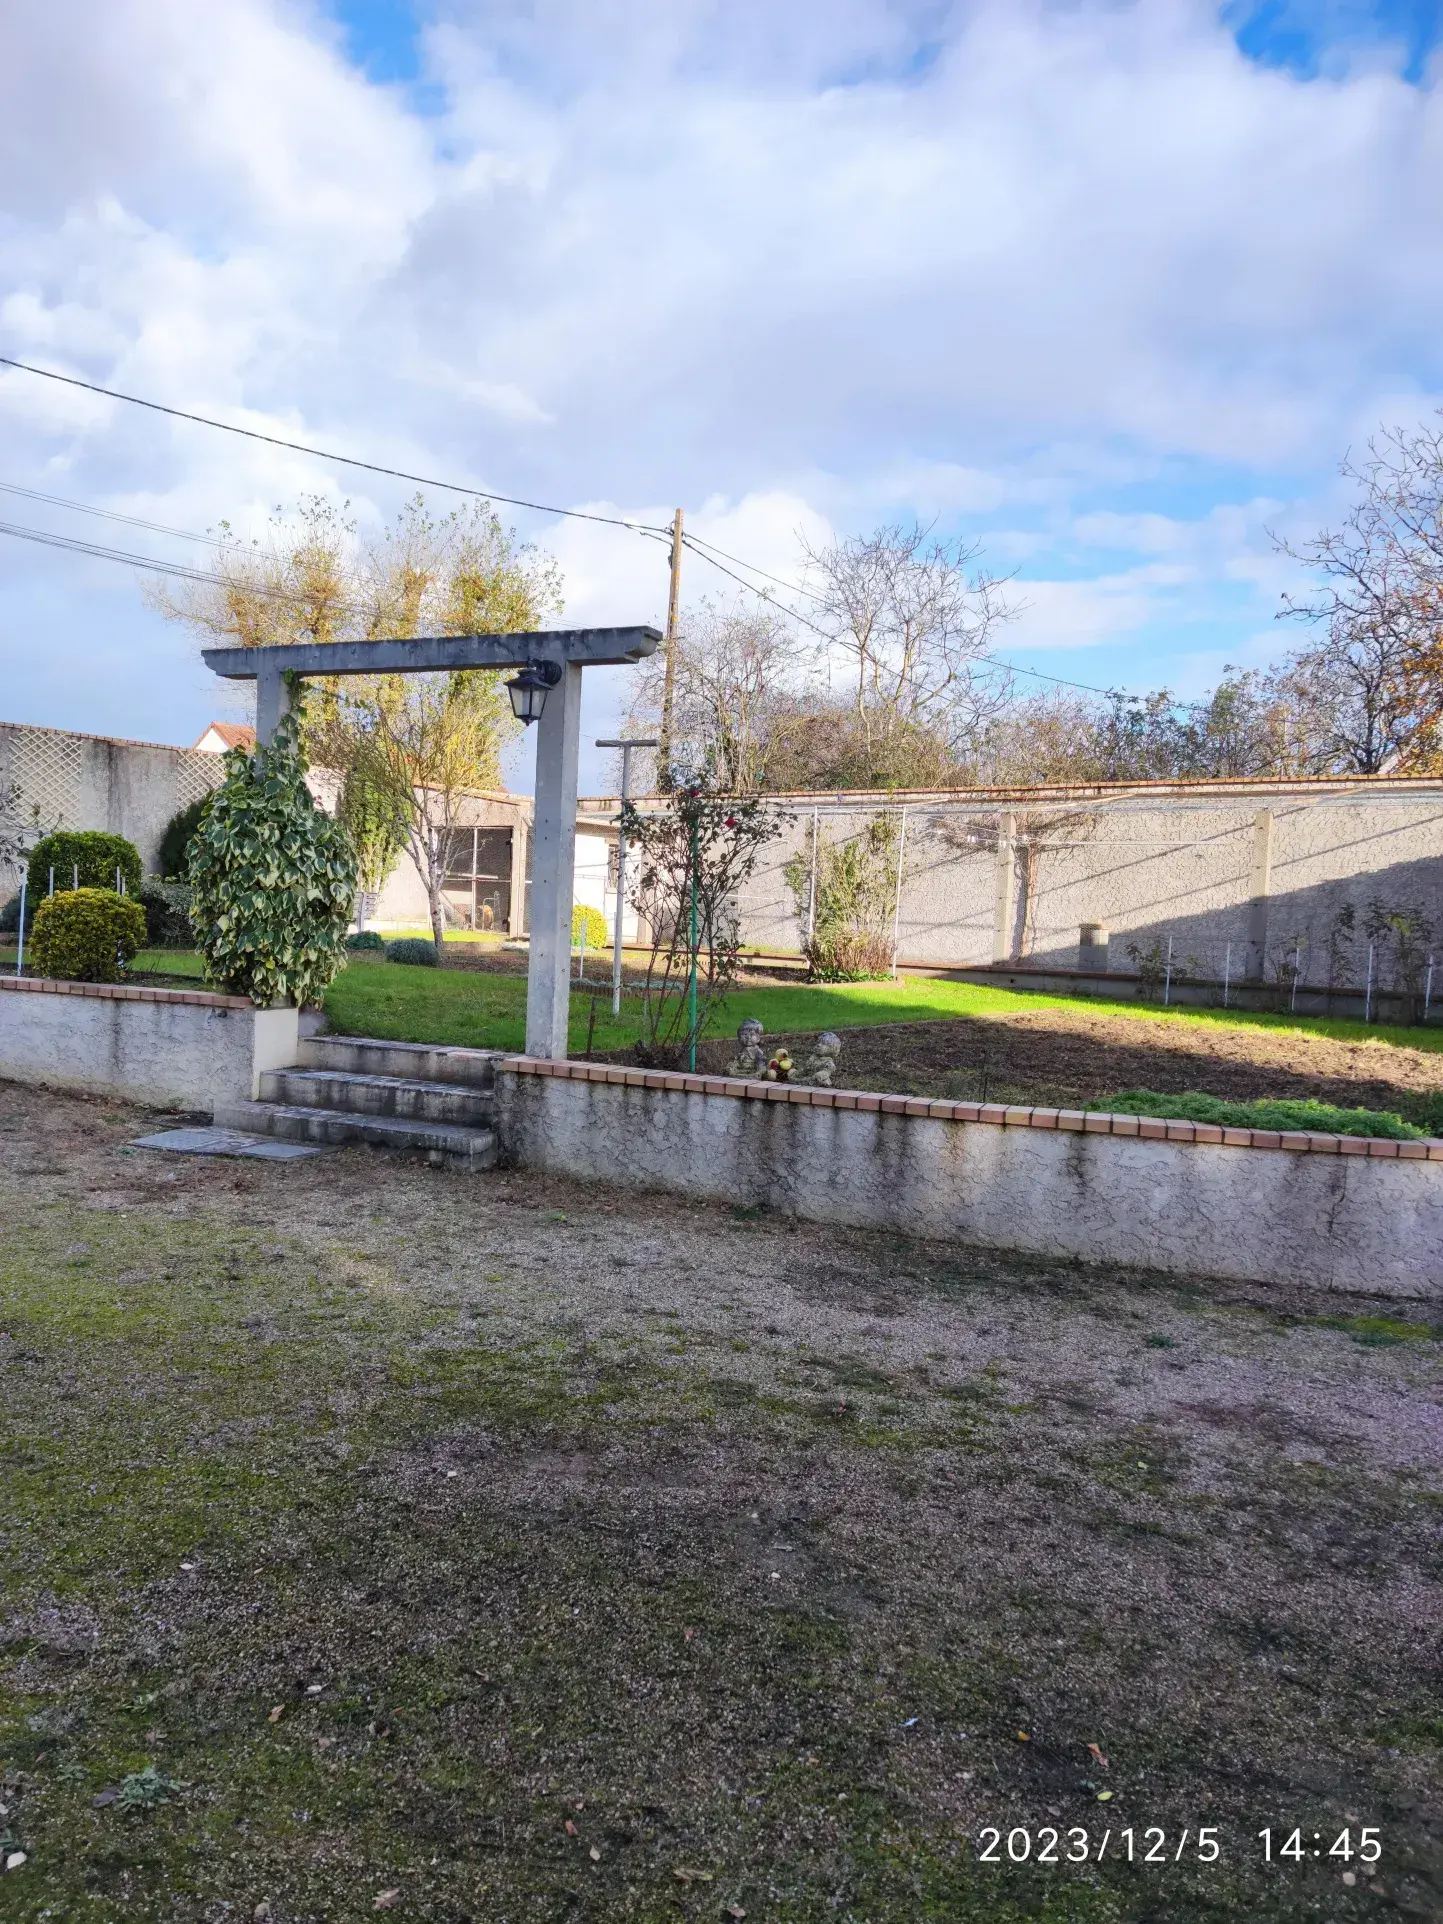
[0,977,298,1112]
[493,1058,1443,1299]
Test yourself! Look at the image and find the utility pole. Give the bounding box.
[657,507,684,790]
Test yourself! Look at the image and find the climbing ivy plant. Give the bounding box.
[188,695,358,1007]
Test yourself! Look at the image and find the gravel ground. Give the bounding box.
[0,1081,1440,1922]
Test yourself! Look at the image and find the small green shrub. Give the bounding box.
[27,830,142,902]
[138,878,194,947]
[386,936,439,967]
[158,796,212,879]
[29,888,147,983]
[1101,1088,1425,1141]
[572,903,608,951]
[188,702,358,1008]
[346,929,386,952]
[0,891,31,937]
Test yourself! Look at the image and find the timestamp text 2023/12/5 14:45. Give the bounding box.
[973,1826,1383,1866]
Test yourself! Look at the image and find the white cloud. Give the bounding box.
[0,0,1441,761]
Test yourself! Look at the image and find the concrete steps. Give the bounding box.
[260,1068,492,1126]
[212,1034,509,1167]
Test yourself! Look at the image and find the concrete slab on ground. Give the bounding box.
[131,1127,328,1160]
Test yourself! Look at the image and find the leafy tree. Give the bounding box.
[154,492,562,950]
[188,698,357,1007]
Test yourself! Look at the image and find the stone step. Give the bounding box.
[298,1034,507,1089]
[213,1100,497,1167]
[259,1068,493,1125]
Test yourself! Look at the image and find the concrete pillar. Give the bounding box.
[992,812,1016,963]
[255,666,293,747]
[1245,808,1274,981]
[525,662,583,1059]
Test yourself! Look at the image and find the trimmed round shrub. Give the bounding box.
[27,831,142,903]
[572,903,608,951]
[386,937,439,967]
[138,878,194,947]
[345,929,386,952]
[29,887,147,983]
[158,796,212,880]
[188,703,358,1008]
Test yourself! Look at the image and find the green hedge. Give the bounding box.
[158,797,212,880]
[345,929,386,952]
[29,888,147,984]
[572,903,608,951]
[1101,1089,1426,1141]
[386,937,439,967]
[27,831,142,902]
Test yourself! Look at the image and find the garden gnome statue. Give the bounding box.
[727,1017,767,1079]
[798,1031,842,1087]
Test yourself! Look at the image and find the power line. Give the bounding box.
[0,360,1162,705]
[0,515,360,612]
[680,532,1128,700]
[682,530,830,607]
[0,355,670,535]
[0,479,230,550]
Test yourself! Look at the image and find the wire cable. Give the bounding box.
[0,355,671,534]
[0,360,1170,705]
[0,516,361,612]
[0,479,231,550]
[681,532,1129,700]
[682,530,831,606]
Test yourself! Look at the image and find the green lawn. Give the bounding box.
[322,955,1443,1058]
[9,943,1439,1060]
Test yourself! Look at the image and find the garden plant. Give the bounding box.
[187,698,357,1007]
[27,887,147,984]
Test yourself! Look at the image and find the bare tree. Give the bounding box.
[800,522,1011,757]
[629,602,800,791]
[1278,422,1443,770]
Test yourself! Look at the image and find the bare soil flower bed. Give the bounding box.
[684,1007,1443,1126]
[1,1082,1439,1920]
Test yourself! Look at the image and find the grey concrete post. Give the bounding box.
[525,663,583,1058]
[1245,808,1274,981]
[255,665,293,747]
[992,811,1016,962]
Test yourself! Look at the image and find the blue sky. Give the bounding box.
[2,0,1442,788]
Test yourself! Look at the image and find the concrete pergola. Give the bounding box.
[202,627,661,1060]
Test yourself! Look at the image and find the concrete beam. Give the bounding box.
[203,627,661,683]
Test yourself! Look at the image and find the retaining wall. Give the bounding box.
[0,977,297,1111]
[494,1060,1443,1298]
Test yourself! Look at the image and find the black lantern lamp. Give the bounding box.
[506,659,563,725]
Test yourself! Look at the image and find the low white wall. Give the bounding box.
[494,1065,1443,1298]
[0,979,297,1111]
